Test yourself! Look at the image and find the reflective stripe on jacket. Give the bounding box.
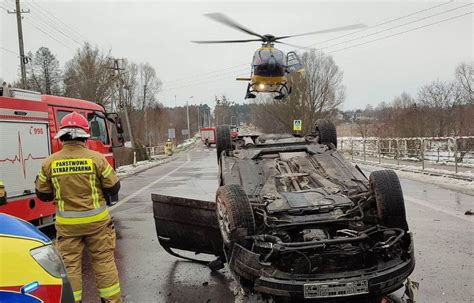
[35,141,119,226]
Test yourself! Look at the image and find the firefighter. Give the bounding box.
[0,179,6,206]
[35,112,122,303]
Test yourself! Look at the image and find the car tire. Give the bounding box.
[315,119,337,148]
[369,170,409,231]
[215,184,256,247]
[216,125,233,163]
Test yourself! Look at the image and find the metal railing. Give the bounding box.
[145,145,165,158]
[338,136,474,174]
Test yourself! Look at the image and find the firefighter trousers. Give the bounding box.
[56,220,122,303]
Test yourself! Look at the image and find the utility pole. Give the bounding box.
[186,101,190,140]
[8,0,30,89]
[108,58,135,147]
[197,104,200,131]
[143,84,149,146]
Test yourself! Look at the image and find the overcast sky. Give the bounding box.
[1,0,472,109]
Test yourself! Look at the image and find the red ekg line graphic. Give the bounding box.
[0,131,48,179]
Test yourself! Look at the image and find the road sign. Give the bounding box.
[168,128,176,139]
[293,120,302,131]
[182,129,189,136]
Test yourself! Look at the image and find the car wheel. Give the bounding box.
[216,125,233,163]
[215,184,255,247]
[369,170,409,231]
[314,119,337,148]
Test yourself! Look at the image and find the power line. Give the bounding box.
[162,67,250,92]
[22,15,76,51]
[27,8,83,46]
[164,63,249,85]
[319,3,473,51]
[305,1,455,49]
[30,0,88,42]
[4,1,83,50]
[28,1,85,45]
[29,15,82,47]
[328,11,473,54]
[164,66,250,89]
[4,1,77,51]
[5,0,83,47]
[0,47,20,56]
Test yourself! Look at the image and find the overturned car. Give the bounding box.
[152,120,415,301]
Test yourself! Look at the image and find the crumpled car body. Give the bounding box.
[152,126,415,301]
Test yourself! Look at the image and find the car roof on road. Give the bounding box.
[0,214,50,244]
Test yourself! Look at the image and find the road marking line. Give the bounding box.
[404,195,473,223]
[110,154,191,211]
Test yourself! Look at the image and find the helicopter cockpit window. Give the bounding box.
[253,49,285,66]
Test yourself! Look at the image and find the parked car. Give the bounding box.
[152,120,415,301]
[0,213,74,303]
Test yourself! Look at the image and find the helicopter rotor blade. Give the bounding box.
[274,41,311,50]
[275,23,367,40]
[203,12,266,40]
[192,38,264,44]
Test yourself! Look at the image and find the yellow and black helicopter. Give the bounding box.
[193,13,366,100]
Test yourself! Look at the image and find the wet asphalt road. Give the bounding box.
[80,145,474,303]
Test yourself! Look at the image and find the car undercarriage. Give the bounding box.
[152,120,415,301]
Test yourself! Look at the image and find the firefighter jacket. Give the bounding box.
[35,141,120,235]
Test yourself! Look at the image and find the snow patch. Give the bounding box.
[116,139,197,178]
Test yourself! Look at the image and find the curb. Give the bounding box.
[352,160,473,182]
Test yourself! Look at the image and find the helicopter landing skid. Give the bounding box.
[245,82,291,100]
[274,82,290,100]
[245,83,257,99]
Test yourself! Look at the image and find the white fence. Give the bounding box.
[338,136,474,174]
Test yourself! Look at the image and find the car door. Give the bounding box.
[152,194,224,256]
[86,111,115,168]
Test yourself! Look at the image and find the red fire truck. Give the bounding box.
[200,127,216,146]
[0,88,123,227]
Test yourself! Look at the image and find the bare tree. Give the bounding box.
[393,92,414,109]
[417,80,464,136]
[355,119,371,138]
[63,43,115,106]
[138,62,162,110]
[25,47,62,95]
[455,62,473,103]
[122,61,139,109]
[214,95,236,125]
[300,50,345,120]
